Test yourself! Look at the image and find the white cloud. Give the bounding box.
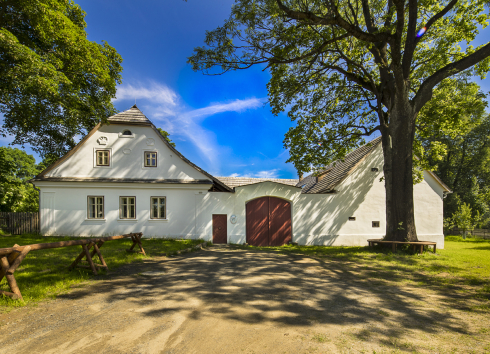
[115,81,264,173]
[116,81,178,107]
[226,169,280,179]
[254,169,280,178]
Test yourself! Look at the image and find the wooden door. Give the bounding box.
[269,197,292,246]
[246,197,269,246]
[212,214,227,244]
[246,197,292,246]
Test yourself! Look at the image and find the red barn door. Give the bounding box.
[246,197,292,246]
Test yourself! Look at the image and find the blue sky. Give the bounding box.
[76,0,298,179]
[1,1,489,179]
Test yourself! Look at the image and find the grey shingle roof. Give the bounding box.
[297,137,382,193]
[107,105,152,125]
[216,176,299,188]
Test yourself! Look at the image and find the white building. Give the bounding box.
[32,106,450,248]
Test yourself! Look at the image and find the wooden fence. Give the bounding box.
[445,228,490,240]
[0,212,40,235]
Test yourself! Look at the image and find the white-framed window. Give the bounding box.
[144,151,157,167]
[87,196,104,219]
[119,196,136,219]
[150,197,166,219]
[96,150,110,166]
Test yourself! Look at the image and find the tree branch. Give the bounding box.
[402,0,418,79]
[317,61,375,93]
[415,0,458,47]
[403,0,459,78]
[269,34,350,64]
[275,0,392,43]
[413,42,490,112]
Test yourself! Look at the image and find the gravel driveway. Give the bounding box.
[0,245,487,353]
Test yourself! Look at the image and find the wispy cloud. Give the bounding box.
[226,169,280,179]
[115,81,264,173]
[117,81,178,107]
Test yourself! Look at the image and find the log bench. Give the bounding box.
[367,239,437,254]
[0,232,144,301]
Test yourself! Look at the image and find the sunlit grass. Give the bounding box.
[0,234,203,308]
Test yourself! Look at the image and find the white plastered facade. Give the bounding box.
[34,123,446,248]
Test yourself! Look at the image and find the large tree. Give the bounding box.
[188,0,490,241]
[0,0,123,158]
[416,78,490,222]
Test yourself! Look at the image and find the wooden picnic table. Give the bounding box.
[367,239,437,254]
[0,232,145,301]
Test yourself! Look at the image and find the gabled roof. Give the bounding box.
[33,105,233,192]
[216,176,299,188]
[426,170,452,193]
[107,105,152,125]
[297,137,382,194]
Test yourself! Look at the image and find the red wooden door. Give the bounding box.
[246,197,292,246]
[269,197,292,246]
[213,214,227,244]
[246,197,269,246]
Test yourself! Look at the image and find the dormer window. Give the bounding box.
[122,130,132,136]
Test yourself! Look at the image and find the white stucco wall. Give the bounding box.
[192,145,445,248]
[35,123,446,248]
[46,124,210,180]
[36,182,212,239]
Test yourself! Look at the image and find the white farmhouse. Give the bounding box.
[32,105,451,248]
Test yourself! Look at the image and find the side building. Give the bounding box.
[32,105,450,248]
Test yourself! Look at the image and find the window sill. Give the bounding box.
[148,219,169,223]
[84,218,107,222]
[117,219,138,222]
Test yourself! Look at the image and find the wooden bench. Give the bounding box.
[367,239,437,254]
[0,232,144,301]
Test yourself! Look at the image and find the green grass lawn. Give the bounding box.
[0,234,205,309]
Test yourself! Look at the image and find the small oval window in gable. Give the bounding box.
[122,130,132,136]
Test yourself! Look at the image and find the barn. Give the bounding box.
[31,105,450,248]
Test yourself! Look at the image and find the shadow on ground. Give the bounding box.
[59,245,467,340]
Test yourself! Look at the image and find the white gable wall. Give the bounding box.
[46,124,210,180]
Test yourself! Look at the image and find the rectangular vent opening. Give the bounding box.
[371,167,379,172]
[372,221,380,228]
[348,217,356,221]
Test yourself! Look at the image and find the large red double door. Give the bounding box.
[246,197,292,246]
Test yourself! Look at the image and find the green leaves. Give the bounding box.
[157,128,176,148]
[0,0,123,158]
[0,147,41,212]
[189,0,490,175]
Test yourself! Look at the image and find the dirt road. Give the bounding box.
[0,246,488,353]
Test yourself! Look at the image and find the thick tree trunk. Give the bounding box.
[381,82,418,242]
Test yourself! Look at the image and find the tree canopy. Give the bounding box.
[189,0,490,241]
[0,0,123,158]
[0,147,40,212]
